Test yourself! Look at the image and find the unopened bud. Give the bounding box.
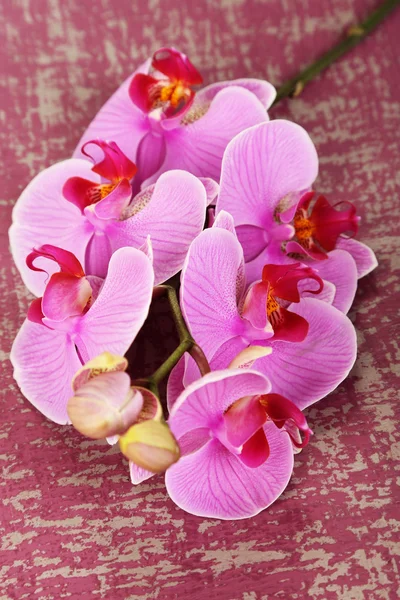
[119,420,180,473]
[67,372,143,439]
[72,352,128,392]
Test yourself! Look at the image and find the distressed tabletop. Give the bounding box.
[0,0,399,598]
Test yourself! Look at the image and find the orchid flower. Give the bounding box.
[179,215,357,410]
[9,140,208,295]
[165,369,310,519]
[10,245,154,424]
[215,120,378,313]
[73,47,276,188]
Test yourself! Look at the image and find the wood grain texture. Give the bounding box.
[0,0,399,598]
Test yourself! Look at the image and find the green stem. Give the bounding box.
[158,285,190,343]
[152,338,193,385]
[149,286,210,387]
[273,0,400,104]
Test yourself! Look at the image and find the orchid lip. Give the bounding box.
[129,48,202,119]
[214,423,243,456]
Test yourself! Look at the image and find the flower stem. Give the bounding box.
[273,0,400,104]
[158,285,190,344]
[152,338,193,385]
[149,286,210,387]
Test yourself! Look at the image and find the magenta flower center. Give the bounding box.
[291,192,359,259]
[242,263,323,343]
[129,47,203,118]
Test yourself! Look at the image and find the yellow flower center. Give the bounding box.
[293,208,315,248]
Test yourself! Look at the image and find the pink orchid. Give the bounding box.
[215,120,378,313]
[9,140,208,295]
[10,245,154,424]
[165,369,310,519]
[73,47,276,189]
[179,217,357,410]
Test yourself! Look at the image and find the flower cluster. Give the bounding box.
[10,48,377,520]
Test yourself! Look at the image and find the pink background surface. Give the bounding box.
[1,1,399,598]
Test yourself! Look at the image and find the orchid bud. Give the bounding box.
[72,351,128,391]
[119,420,180,473]
[67,371,143,439]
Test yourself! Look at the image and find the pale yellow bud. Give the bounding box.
[119,420,180,473]
[72,352,128,392]
[67,372,143,439]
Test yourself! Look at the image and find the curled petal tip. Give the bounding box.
[119,420,180,473]
[82,140,137,182]
[152,47,203,86]
[26,244,85,278]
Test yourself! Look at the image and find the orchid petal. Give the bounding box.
[299,278,336,305]
[41,273,92,322]
[84,232,113,278]
[197,78,276,109]
[169,369,270,438]
[79,247,154,357]
[199,177,219,205]
[224,395,267,447]
[312,249,358,313]
[212,209,236,235]
[62,176,102,212]
[239,428,270,468]
[262,263,323,303]
[228,345,272,369]
[134,130,167,189]
[309,197,359,252]
[245,246,291,287]
[92,179,133,220]
[336,237,378,278]
[242,281,271,332]
[261,393,312,447]
[177,427,212,456]
[212,211,246,300]
[167,356,187,412]
[144,86,268,186]
[129,73,160,114]
[180,228,244,359]
[152,47,203,85]
[10,160,94,296]
[269,306,309,343]
[236,225,268,262]
[285,239,328,262]
[110,170,206,284]
[10,320,81,424]
[130,462,155,485]
[165,421,293,519]
[26,244,85,278]
[82,140,137,181]
[255,298,357,409]
[216,120,318,229]
[73,60,152,164]
[137,235,153,263]
[27,298,45,325]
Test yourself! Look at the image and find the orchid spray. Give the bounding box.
[9,0,393,519]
